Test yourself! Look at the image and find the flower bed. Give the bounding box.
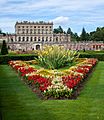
[9,58,98,99]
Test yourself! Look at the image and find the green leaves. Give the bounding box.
[35,45,79,69]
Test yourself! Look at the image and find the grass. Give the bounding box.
[0,62,104,120]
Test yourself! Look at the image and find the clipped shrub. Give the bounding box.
[1,40,8,55]
[79,53,104,61]
[0,54,38,64]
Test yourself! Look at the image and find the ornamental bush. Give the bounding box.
[35,45,80,69]
[1,40,8,55]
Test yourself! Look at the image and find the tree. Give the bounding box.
[53,26,63,33]
[89,27,104,41]
[53,28,59,34]
[67,28,80,41]
[80,27,88,41]
[73,33,80,41]
[58,26,63,33]
[1,40,8,55]
[67,27,73,35]
[0,29,2,34]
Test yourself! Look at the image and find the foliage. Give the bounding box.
[35,45,79,69]
[80,27,89,41]
[89,27,104,41]
[67,27,80,41]
[1,40,8,55]
[79,53,104,61]
[0,54,37,64]
[53,26,64,33]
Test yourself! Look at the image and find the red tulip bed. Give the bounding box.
[9,58,98,99]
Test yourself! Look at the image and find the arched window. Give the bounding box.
[42,37,44,42]
[38,37,40,41]
[46,37,48,41]
[22,37,25,41]
[11,38,13,42]
[56,37,58,42]
[36,45,40,50]
[34,37,36,41]
[26,37,29,41]
[30,37,33,42]
[18,37,21,41]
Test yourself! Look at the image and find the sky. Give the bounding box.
[0,0,104,35]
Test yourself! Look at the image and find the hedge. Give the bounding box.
[0,53,104,64]
[0,54,38,64]
[79,53,104,61]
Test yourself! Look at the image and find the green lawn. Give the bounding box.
[0,62,104,120]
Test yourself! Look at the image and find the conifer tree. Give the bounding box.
[1,40,8,55]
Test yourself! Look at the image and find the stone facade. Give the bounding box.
[6,21,104,51]
[68,41,104,50]
[8,21,70,51]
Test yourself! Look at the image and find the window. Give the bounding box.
[22,29,25,34]
[56,37,58,42]
[34,30,36,34]
[38,37,40,41]
[11,38,13,42]
[30,37,33,42]
[22,37,25,41]
[42,29,44,34]
[42,37,44,42]
[26,29,28,34]
[26,37,29,41]
[50,37,52,41]
[30,29,32,34]
[46,37,48,41]
[36,45,40,50]
[34,37,36,41]
[18,37,21,41]
[38,29,40,34]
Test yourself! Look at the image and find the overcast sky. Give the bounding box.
[0,0,104,35]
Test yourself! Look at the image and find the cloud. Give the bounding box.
[50,16,69,25]
[0,0,104,33]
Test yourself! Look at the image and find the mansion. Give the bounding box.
[7,21,70,51]
[0,21,104,51]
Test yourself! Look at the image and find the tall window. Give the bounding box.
[26,37,29,41]
[26,29,28,34]
[38,29,40,34]
[42,37,44,42]
[50,37,52,41]
[38,37,40,41]
[34,37,36,41]
[18,37,21,41]
[30,37,33,42]
[56,37,58,42]
[46,37,48,41]
[30,29,32,34]
[22,29,25,34]
[22,37,25,41]
[34,30,36,34]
